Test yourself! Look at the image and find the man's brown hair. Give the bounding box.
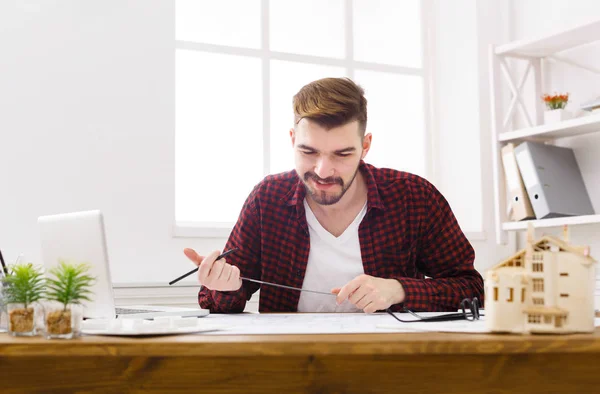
[293,77,367,136]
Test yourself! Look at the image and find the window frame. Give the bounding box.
[173,0,435,238]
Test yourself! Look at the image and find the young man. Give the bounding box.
[184,77,483,313]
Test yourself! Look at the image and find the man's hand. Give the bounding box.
[331,275,405,313]
[183,248,242,291]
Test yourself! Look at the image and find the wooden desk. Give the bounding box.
[1,328,600,393]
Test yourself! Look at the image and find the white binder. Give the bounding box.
[501,143,535,221]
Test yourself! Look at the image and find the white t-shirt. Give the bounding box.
[297,199,368,313]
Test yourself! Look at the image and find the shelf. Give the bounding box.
[502,214,600,231]
[498,113,600,142]
[495,19,600,57]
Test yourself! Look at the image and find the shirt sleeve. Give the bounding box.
[394,183,484,312]
[197,190,262,313]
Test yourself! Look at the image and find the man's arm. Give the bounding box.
[395,184,484,312]
[198,192,262,313]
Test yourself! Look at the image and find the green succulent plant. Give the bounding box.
[45,262,94,310]
[2,263,46,308]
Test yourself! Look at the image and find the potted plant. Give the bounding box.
[2,263,45,336]
[542,93,570,124]
[44,262,94,339]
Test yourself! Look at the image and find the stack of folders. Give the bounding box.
[501,141,595,221]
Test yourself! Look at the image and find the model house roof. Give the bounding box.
[490,234,596,271]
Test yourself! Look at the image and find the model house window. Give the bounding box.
[533,297,544,305]
[528,314,541,324]
[559,272,569,277]
[174,0,430,228]
[521,288,526,302]
[544,316,551,324]
[560,293,569,298]
[507,287,514,302]
[494,287,498,301]
[532,278,544,292]
[513,256,524,267]
[532,263,544,272]
[555,316,564,328]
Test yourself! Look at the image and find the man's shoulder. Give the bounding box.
[249,169,299,201]
[365,163,435,196]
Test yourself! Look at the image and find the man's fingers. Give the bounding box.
[363,301,378,314]
[197,250,221,283]
[183,248,205,266]
[231,266,242,286]
[336,278,363,305]
[192,249,242,291]
[210,258,226,281]
[350,286,370,307]
[331,287,341,294]
[223,263,233,282]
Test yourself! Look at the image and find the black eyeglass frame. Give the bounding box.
[386,297,482,323]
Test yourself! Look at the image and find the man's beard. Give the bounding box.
[303,166,360,206]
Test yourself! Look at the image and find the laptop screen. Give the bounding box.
[38,210,117,319]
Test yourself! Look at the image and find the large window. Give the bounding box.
[175,0,430,234]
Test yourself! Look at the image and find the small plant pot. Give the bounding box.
[544,109,571,124]
[7,303,37,336]
[44,302,83,339]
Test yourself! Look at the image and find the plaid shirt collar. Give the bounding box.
[284,160,385,218]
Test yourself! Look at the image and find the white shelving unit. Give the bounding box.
[489,20,600,244]
[502,214,600,231]
[498,112,600,143]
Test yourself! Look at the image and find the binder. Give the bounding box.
[501,143,535,221]
[514,141,595,219]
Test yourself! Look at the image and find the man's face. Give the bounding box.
[291,119,371,206]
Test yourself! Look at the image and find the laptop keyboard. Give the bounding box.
[115,307,162,315]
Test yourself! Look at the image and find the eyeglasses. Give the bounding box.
[386,298,481,323]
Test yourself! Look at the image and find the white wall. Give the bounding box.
[0,0,225,285]
[510,0,600,37]
[431,0,515,274]
[0,0,551,291]
[431,0,482,233]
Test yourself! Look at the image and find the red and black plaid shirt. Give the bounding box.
[198,161,483,313]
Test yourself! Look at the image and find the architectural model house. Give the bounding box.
[485,225,596,334]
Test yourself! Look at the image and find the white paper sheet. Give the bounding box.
[196,314,600,335]
[198,312,485,335]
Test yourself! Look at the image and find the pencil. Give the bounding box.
[0,249,8,276]
[169,248,238,285]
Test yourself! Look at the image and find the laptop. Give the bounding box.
[38,210,209,319]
